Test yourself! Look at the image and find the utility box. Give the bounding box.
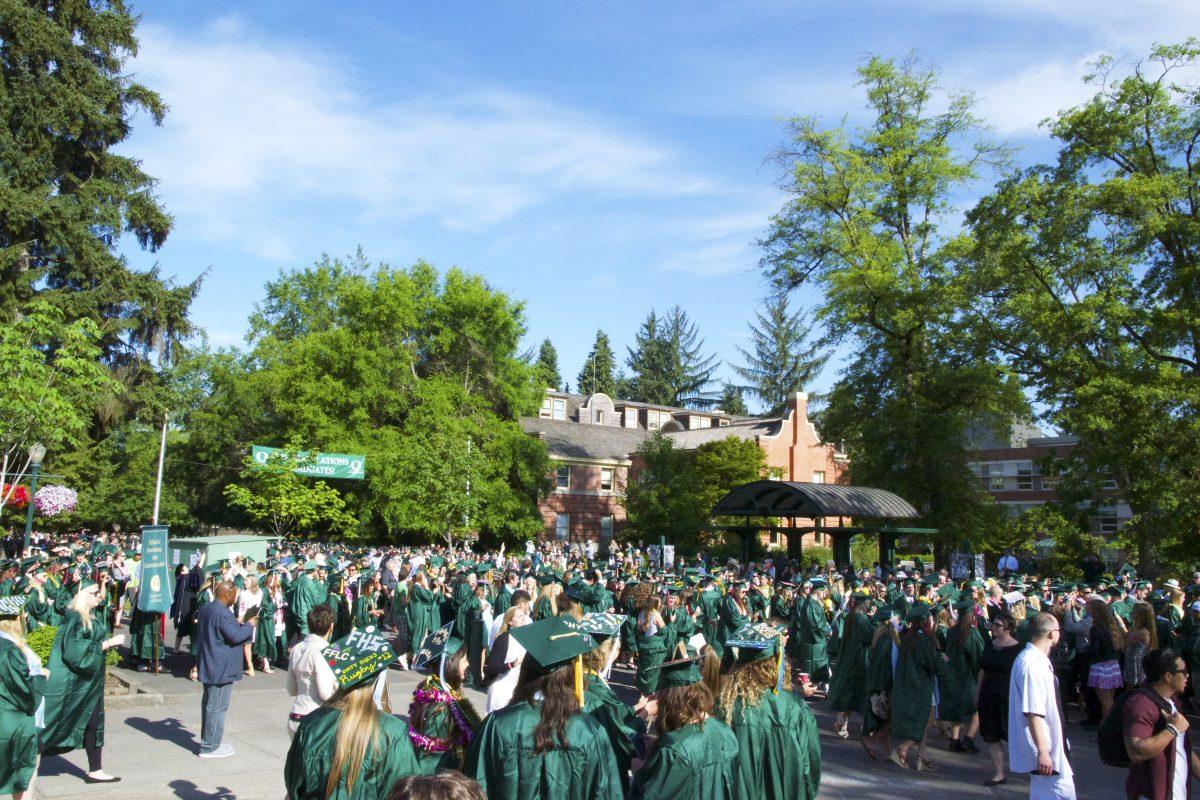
[167,534,271,568]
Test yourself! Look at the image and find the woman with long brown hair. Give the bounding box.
[941,594,984,753]
[630,647,738,799]
[1124,600,1158,688]
[1085,597,1125,721]
[463,616,621,800]
[715,624,820,800]
[887,605,948,771]
[407,634,482,774]
[285,626,420,799]
[635,595,668,699]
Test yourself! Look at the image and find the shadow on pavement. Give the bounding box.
[168,779,237,800]
[126,715,198,752]
[37,755,88,780]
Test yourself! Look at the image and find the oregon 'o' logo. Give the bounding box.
[150,575,161,592]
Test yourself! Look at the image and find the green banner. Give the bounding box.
[137,525,174,613]
[251,445,366,480]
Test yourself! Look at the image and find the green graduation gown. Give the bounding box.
[406,584,439,656]
[861,629,895,736]
[129,604,160,661]
[326,591,352,641]
[463,701,622,800]
[351,591,378,630]
[533,595,556,621]
[630,719,739,800]
[789,596,831,682]
[697,589,721,653]
[284,706,420,800]
[492,587,513,618]
[718,690,821,800]
[40,610,106,757]
[889,630,948,743]
[939,626,984,724]
[826,609,874,714]
[621,594,641,658]
[635,620,669,696]
[716,597,749,659]
[0,636,43,794]
[746,590,769,622]
[584,673,646,793]
[253,590,283,661]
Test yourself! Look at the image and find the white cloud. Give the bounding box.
[127,20,713,248]
[967,55,1101,134]
[659,196,781,276]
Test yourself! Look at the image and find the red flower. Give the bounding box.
[2,485,29,510]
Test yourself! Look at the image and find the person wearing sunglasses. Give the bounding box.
[1010,613,1075,799]
[1123,648,1200,800]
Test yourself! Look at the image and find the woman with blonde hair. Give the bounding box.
[1123,601,1157,688]
[40,582,125,785]
[483,607,530,713]
[635,596,668,699]
[532,578,559,621]
[238,574,263,677]
[0,597,46,800]
[254,571,285,674]
[285,628,420,799]
[1085,597,1126,722]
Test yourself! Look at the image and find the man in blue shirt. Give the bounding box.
[195,580,257,758]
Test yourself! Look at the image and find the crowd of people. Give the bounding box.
[4,531,1200,799]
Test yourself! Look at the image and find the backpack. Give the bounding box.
[1097,687,1174,768]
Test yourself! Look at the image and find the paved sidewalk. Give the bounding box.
[35,646,1125,799]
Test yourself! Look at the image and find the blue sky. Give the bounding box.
[119,1,1199,409]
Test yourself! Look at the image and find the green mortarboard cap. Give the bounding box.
[1136,581,1152,589]
[1150,591,1168,604]
[1104,587,1122,598]
[921,574,939,586]
[936,584,958,599]
[953,593,975,611]
[726,621,786,662]
[321,625,397,689]
[302,562,320,573]
[656,645,705,690]
[903,578,916,587]
[906,604,932,623]
[206,563,223,576]
[509,615,599,671]
[19,557,39,572]
[578,612,627,640]
[0,595,27,618]
[55,557,71,567]
[537,573,558,586]
[872,607,896,623]
[412,622,461,670]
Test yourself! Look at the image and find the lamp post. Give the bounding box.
[23,442,45,553]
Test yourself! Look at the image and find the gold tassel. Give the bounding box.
[574,655,585,706]
[774,645,785,695]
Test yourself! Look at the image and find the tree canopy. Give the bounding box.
[733,294,829,415]
[577,329,619,397]
[624,305,720,408]
[533,338,562,391]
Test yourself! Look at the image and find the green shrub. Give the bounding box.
[26,625,121,667]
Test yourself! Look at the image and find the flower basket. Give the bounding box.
[34,485,77,517]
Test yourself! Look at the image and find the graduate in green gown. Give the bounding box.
[0,597,46,799]
[285,625,421,800]
[714,622,821,800]
[325,573,353,642]
[887,604,948,771]
[860,608,899,759]
[253,571,285,672]
[532,575,560,621]
[352,572,384,630]
[579,612,645,794]
[716,583,750,661]
[788,580,832,683]
[463,615,622,800]
[825,593,876,739]
[40,581,124,784]
[406,573,441,663]
[630,646,738,800]
[941,593,985,753]
[406,627,482,774]
[696,579,722,657]
[634,596,669,697]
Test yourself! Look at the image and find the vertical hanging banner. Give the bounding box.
[138,525,175,613]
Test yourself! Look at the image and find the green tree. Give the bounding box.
[621,434,766,552]
[180,256,547,541]
[577,329,619,397]
[625,305,719,408]
[223,446,355,539]
[0,303,117,512]
[760,56,1024,554]
[733,295,829,415]
[718,383,748,416]
[533,338,562,391]
[964,41,1200,573]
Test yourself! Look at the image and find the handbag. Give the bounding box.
[870,690,890,720]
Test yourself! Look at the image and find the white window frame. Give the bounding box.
[1017,469,1034,491]
[551,398,566,420]
[811,471,825,484]
[555,512,570,541]
[600,467,614,492]
[600,515,613,540]
[555,466,570,490]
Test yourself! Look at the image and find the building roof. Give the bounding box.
[520,418,650,462]
[711,480,919,519]
[666,418,782,447]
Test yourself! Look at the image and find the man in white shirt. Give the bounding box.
[286,604,337,738]
[1010,612,1075,799]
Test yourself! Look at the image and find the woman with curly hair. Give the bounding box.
[630,648,738,800]
[463,616,621,800]
[408,636,482,774]
[714,626,820,800]
[581,619,646,796]
[635,596,669,699]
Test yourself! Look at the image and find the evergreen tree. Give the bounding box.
[732,295,830,415]
[718,383,748,416]
[625,305,719,408]
[1,2,200,433]
[534,338,562,390]
[577,329,618,396]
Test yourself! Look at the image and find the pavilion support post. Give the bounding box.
[787,521,801,562]
[879,530,897,569]
[742,516,752,564]
[832,533,851,571]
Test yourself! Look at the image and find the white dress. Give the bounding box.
[485,634,527,714]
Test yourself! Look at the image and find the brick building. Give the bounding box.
[966,421,1131,536]
[520,389,848,546]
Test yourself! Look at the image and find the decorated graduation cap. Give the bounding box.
[509,614,600,705]
[412,622,460,671]
[656,644,705,691]
[0,595,27,618]
[321,625,397,690]
[578,612,627,640]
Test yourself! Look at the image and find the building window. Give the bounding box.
[540,397,551,418]
[624,409,638,428]
[556,513,570,540]
[600,515,613,540]
[1100,476,1119,490]
[594,409,604,424]
[812,471,825,484]
[719,418,729,427]
[600,467,614,492]
[647,410,662,430]
[1097,515,1119,534]
[1017,469,1033,491]
[551,399,566,420]
[989,475,1006,492]
[555,466,570,490]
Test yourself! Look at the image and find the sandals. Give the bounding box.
[983,777,1006,786]
[834,724,850,739]
[916,756,937,772]
[889,751,911,770]
[188,668,198,682]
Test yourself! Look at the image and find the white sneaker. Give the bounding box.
[198,744,235,758]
